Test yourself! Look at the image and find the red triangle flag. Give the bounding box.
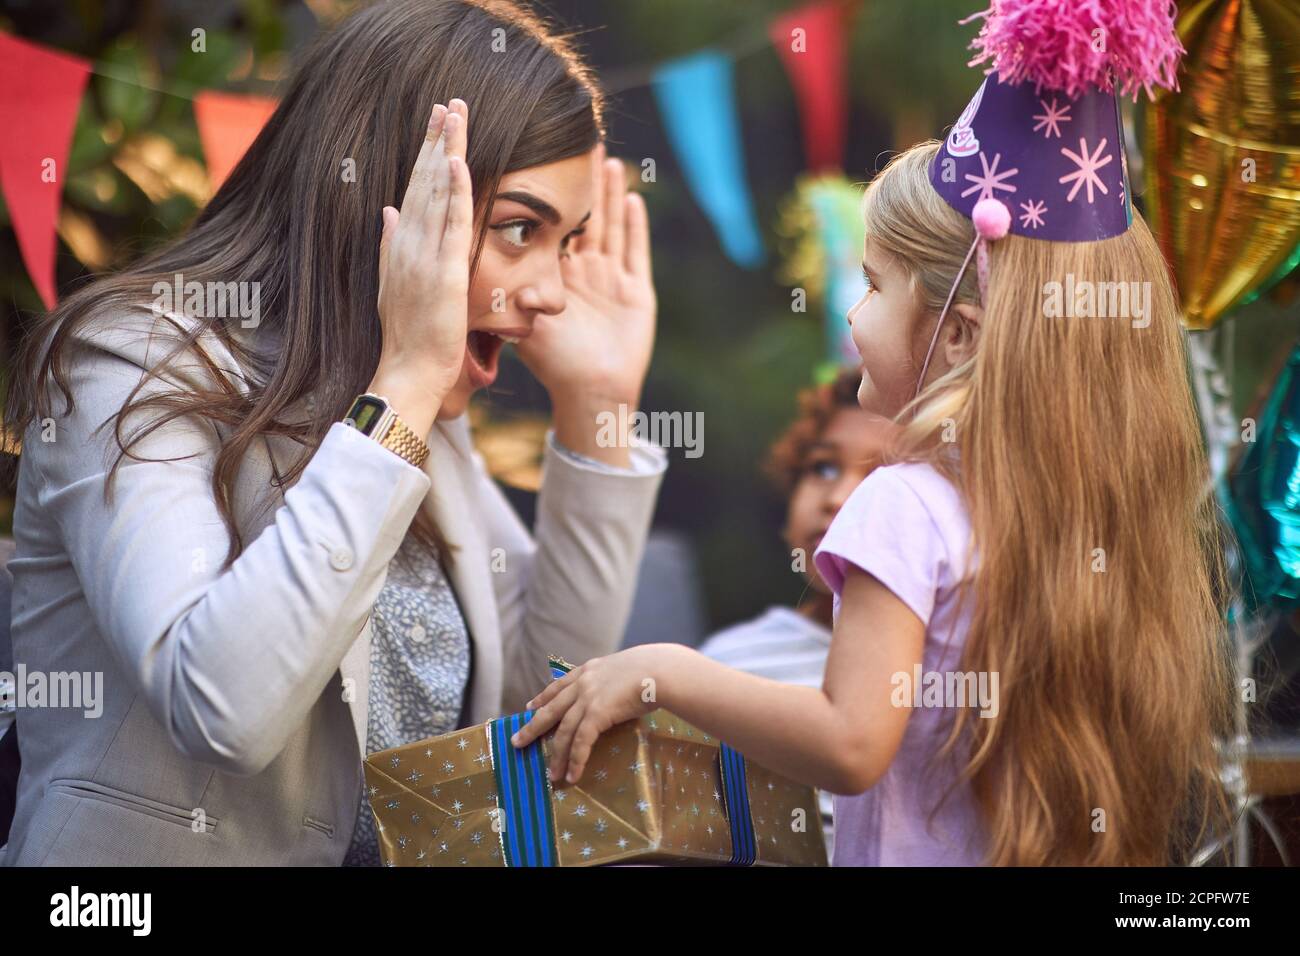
[0,33,91,309]
[194,91,277,192]
[769,0,856,172]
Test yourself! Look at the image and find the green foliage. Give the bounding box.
[98,37,160,133]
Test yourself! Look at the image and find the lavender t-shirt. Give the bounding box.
[813,462,988,866]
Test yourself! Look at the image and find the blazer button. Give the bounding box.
[329,547,354,571]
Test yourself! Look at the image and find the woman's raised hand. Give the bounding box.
[516,143,656,415]
[370,99,474,439]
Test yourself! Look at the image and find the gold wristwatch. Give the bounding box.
[343,393,430,469]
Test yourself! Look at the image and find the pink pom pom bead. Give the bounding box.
[972,197,1010,240]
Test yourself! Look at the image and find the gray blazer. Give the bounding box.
[1,308,664,865]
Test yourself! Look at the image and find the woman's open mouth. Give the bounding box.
[465,329,527,389]
[465,330,504,388]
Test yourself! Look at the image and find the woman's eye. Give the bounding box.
[493,220,537,248]
[861,271,875,294]
[561,227,586,252]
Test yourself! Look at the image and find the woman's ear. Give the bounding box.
[943,302,983,368]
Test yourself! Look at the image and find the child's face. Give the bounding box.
[846,240,930,418]
[786,408,897,594]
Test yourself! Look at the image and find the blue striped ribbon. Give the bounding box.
[488,710,557,867]
[484,659,569,867]
[492,657,759,867]
[718,742,757,866]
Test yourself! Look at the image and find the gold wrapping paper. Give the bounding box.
[362,709,828,867]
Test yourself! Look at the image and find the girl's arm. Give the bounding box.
[513,567,925,795]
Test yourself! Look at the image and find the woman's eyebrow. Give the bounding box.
[495,191,592,232]
[495,190,561,224]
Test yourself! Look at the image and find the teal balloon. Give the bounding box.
[1238,242,1300,311]
[1226,342,1300,611]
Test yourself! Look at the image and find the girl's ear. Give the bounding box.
[943,302,983,369]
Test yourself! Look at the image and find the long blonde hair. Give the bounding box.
[863,142,1235,865]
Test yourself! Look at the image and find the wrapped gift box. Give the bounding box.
[361,661,828,867]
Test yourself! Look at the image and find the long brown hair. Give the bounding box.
[862,142,1236,865]
[3,0,604,568]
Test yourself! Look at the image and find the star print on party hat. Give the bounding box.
[928,0,1185,243]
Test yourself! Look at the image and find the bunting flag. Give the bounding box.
[0,33,91,309]
[194,90,278,191]
[5,9,863,300]
[652,51,765,269]
[769,1,855,172]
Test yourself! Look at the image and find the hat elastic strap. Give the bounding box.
[914,233,981,401]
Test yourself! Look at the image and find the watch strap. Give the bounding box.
[377,413,430,470]
[345,393,430,470]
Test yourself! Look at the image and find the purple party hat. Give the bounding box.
[928,0,1186,243]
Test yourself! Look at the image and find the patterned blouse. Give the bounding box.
[342,529,471,867]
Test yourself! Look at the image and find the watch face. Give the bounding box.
[346,395,387,435]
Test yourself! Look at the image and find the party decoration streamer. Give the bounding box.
[775,173,866,367]
[0,33,91,309]
[769,0,857,172]
[194,90,278,191]
[652,51,765,268]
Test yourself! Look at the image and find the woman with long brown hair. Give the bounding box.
[1,0,663,866]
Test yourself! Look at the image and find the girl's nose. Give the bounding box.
[847,286,877,326]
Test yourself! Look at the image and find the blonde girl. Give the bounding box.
[513,0,1237,864]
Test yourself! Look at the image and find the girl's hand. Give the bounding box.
[369,99,474,433]
[514,144,656,410]
[510,644,679,785]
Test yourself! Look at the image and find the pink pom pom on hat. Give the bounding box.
[928,0,1185,243]
[972,197,1011,239]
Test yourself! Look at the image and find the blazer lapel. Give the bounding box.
[336,416,504,758]
[423,417,504,727]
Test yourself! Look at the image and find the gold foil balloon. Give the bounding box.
[1144,0,1300,330]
